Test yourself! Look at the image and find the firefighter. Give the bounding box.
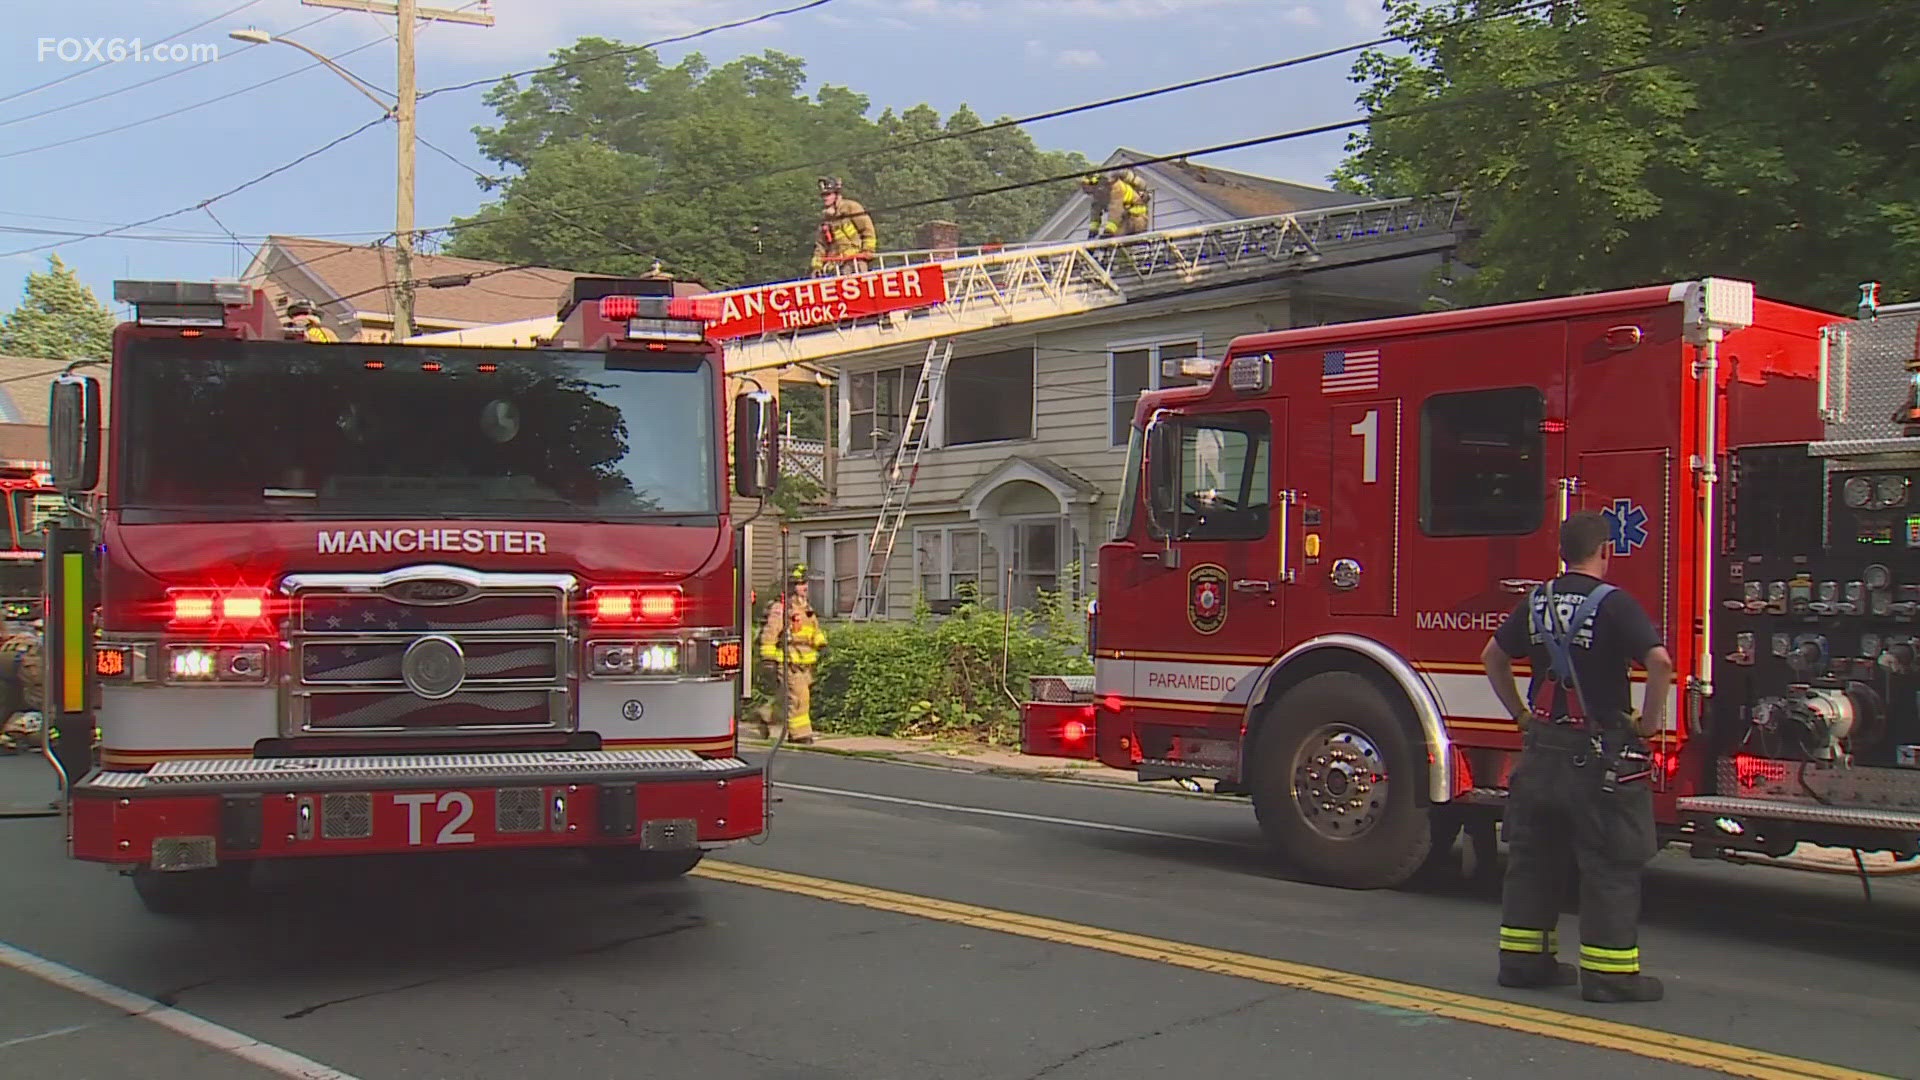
[1085,170,1151,238]
[758,564,827,743]
[1480,509,1673,1003]
[285,300,339,342]
[810,177,878,277]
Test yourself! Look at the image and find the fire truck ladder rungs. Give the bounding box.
[851,338,952,621]
[724,193,1463,373]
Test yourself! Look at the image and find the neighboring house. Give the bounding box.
[784,150,1461,619]
[0,353,110,466]
[241,236,587,342]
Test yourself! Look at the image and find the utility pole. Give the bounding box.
[301,0,493,341]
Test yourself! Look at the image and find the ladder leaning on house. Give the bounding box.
[850,338,953,621]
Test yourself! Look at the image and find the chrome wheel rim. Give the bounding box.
[1290,723,1389,841]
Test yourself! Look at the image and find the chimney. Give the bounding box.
[916,220,960,257]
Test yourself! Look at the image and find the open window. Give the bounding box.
[1419,386,1546,537]
[1147,410,1272,542]
[944,347,1033,446]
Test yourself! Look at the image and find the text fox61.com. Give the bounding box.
[38,37,220,64]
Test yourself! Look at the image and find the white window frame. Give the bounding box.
[1000,513,1069,612]
[801,531,886,618]
[1106,335,1207,448]
[838,364,926,458]
[913,525,986,603]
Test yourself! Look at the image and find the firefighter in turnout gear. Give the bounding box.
[1082,170,1151,238]
[811,177,878,276]
[759,564,827,743]
[1481,510,1674,1003]
[284,300,338,342]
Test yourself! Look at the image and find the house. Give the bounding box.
[240,236,586,342]
[778,150,1463,619]
[0,354,106,465]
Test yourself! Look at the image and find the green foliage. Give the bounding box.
[0,255,115,361]
[789,584,1092,745]
[447,43,1091,287]
[1335,1,1920,309]
[764,468,824,520]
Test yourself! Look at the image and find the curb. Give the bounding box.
[741,737,1239,803]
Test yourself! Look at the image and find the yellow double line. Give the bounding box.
[695,861,1885,1080]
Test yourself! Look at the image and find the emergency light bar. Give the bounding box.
[113,279,254,328]
[1161,355,1219,380]
[597,294,722,343]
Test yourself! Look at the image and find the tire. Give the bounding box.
[1249,671,1433,890]
[583,847,704,883]
[130,862,253,916]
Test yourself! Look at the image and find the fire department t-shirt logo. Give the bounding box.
[1187,564,1229,635]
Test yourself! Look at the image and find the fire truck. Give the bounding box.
[0,458,59,622]
[1022,276,1920,890]
[39,276,781,913]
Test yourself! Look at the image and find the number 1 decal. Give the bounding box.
[1350,409,1379,485]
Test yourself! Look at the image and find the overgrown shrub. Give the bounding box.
[785,583,1092,745]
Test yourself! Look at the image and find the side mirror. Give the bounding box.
[1143,411,1183,562]
[49,373,101,495]
[732,390,781,499]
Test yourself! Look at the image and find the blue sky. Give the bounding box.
[0,0,1394,317]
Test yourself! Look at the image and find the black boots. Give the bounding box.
[1498,954,1577,989]
[1580,971,1665,1002]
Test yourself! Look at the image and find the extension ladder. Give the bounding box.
[850,338,953,621]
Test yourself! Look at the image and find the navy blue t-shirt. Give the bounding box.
[1491,572,1662,723]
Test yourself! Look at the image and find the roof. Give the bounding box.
[1110,149,1372,218]
[245,236,588,327]
[0,354,112,427]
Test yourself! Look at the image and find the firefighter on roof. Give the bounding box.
[759,563,827,744]
[1481,510,1673,1003]
[285,300,338,342]
[811,176,878,277]
[1082,170,1151,238]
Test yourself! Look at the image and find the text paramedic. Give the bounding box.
[317,528,549,555]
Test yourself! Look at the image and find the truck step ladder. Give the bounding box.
[851,338,952,621]
[722,193,1464,373]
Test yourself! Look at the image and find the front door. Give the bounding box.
[1118,402,1288,733]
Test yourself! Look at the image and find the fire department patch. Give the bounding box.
[1187,564,1229,635]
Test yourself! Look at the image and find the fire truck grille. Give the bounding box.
[300,640,561,685]
[301,690,555,733]
[297,591,562,634]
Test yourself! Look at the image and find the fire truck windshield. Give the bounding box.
[116,338,719,523]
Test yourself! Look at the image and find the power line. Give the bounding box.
[0,9,352,130]
[0,116,392,260]
[414,0,842,103]
[0,0,268,108]
[0,35,390,161]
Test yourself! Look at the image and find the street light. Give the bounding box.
[228,25,418,338]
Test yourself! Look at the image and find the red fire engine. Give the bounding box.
[1024,277,1920,889]
[0,459,59,622]
[39,276,781,913]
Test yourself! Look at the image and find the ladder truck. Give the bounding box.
[38,275,782,914]
[0,459,60,623]
[1020,277,1920,890]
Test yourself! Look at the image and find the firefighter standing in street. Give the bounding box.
[1480,510,1674,1003]
[811,177,878,276]
[759,564,827,744]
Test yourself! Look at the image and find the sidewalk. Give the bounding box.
[748,732,1920,882]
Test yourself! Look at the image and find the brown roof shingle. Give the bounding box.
[252,236,591,327]
[0,354,112,429]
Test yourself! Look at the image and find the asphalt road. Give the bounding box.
[0,748,1915,1080]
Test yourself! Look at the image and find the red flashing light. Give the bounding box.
[1100,694,1125,713]
[421,361,442,373]
[1540,418,1568,434]
[599,296,640,321]
[365,360,386,371]
[167,588,275,631]
[477,363,498,374]
[667,296,724,321]
[588,586,683,624]
[1061,719,1089,744]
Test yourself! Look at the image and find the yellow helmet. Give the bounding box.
[790,563,808,581]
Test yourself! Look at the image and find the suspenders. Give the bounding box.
[1527,580,1616,724]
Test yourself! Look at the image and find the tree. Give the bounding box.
[1333,1,1920,309]
[447,42,1090,287]
[0,255,115,360]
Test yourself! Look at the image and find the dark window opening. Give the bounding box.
[945,348,1034,446]
[1419,386,1546,537]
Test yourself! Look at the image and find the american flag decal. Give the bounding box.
[1321,347,1380,395]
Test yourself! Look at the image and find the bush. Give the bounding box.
[787,583,1092,745]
